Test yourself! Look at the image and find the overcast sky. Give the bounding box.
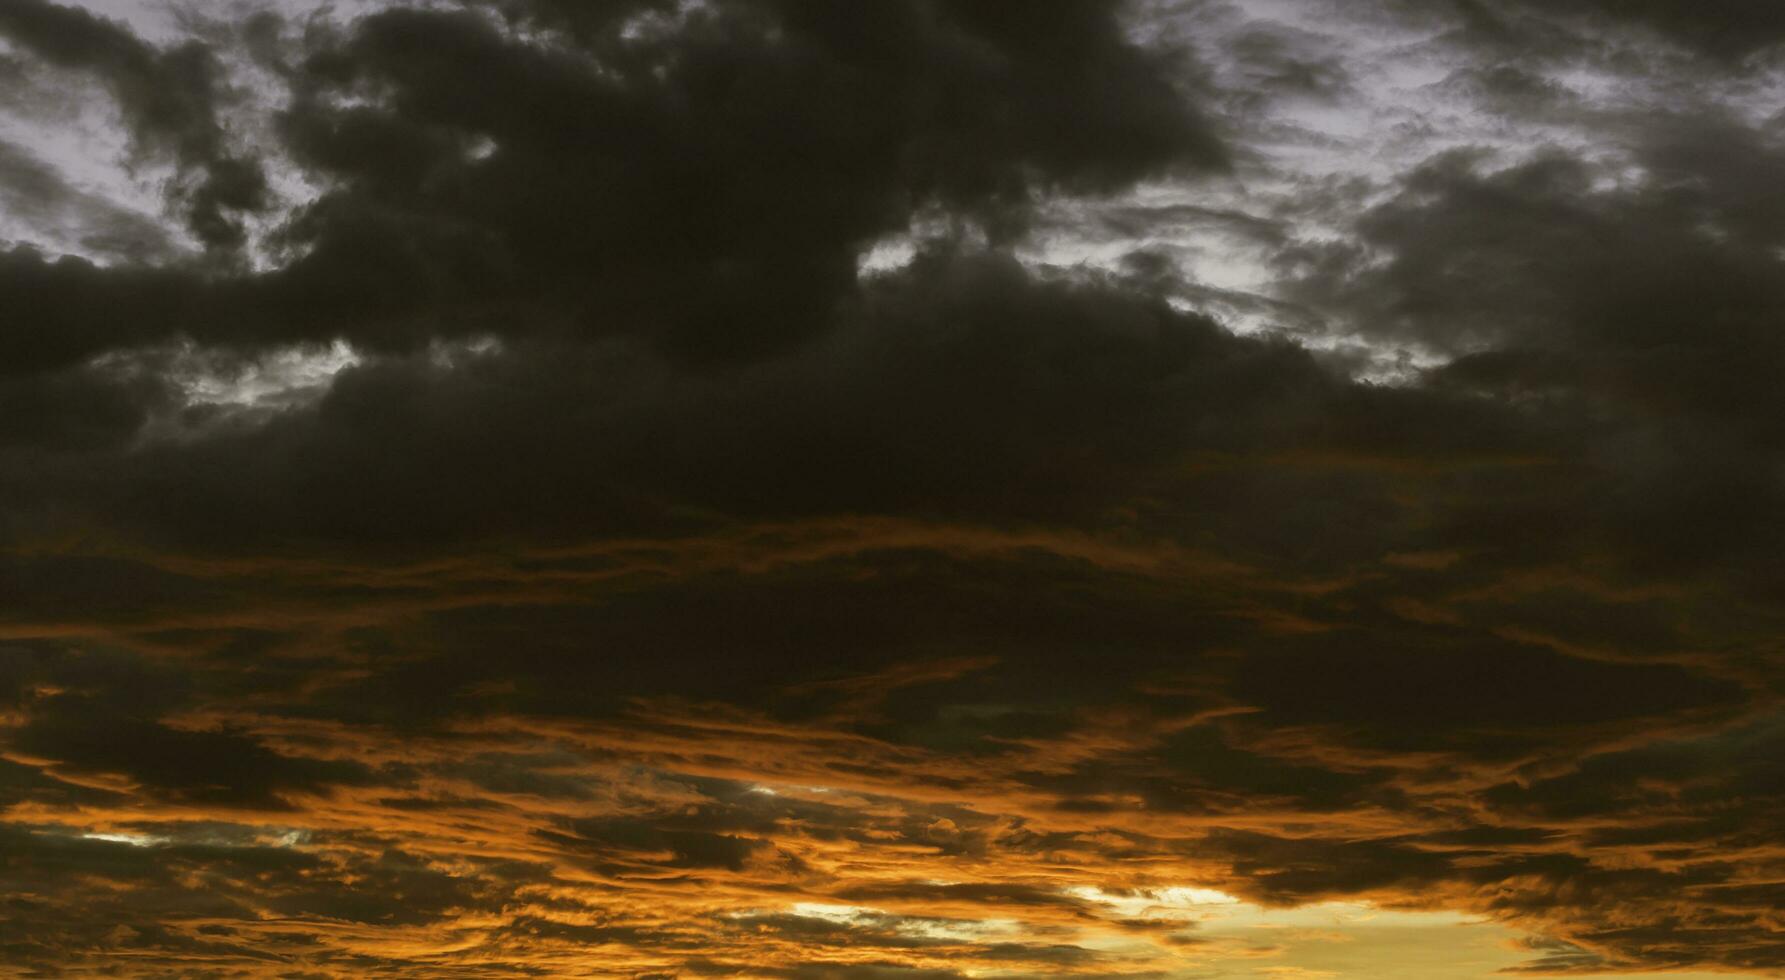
[1,1,1782,977]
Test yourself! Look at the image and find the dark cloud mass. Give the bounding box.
[0,1,1781,977]
[0,0,267,252]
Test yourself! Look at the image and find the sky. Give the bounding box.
[0,0,1782,977]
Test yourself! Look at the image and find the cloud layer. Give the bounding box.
[0,1,1781,977]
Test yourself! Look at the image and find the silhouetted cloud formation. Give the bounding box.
[0,1,1780,977]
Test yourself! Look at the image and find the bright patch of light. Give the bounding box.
[858,236,918,276]
[0,75,175,261]
[778,902,1019,943]
[788,903,883,923]
[172,340,363,408]
[89,338,369,441]
[465,134,498,162]
[1068,884,1241,920]
[82,831,166,847]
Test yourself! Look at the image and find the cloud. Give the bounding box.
[1496,0,1785,60]
[0,139,174,261]
[0,1,1779,977]
[0,0,267,252]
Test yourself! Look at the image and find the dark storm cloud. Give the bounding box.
[1282,122,1785,594]
[295,0,1222,283]
[6,252,1338,552]
[1,642,383,809]
[10,707,380,809]
[0,0,267,251]
[1229,627,1745,749]
[0,823,527,973]
[0,247,199,376]
[0,0,1222,373]
[0,0,1782,977]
